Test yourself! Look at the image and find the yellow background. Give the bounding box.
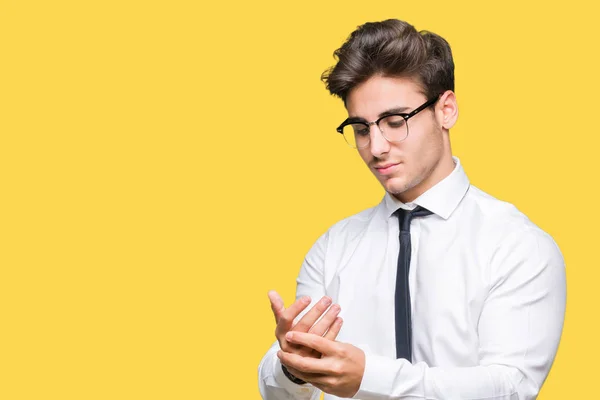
[0,0,597,398]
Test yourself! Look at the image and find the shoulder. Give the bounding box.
[308,201,383,252]
[465,185,564,274]
[328,203,381,237]
[302,201,382,270]
[465,185,549,237]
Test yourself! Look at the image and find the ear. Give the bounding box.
[436,90,458,130]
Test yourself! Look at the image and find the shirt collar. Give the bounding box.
[383,156,470,220]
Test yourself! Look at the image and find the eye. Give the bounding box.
[382,115,406,129]
[351,124,370,136]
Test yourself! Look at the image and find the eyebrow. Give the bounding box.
[348,106,411,122]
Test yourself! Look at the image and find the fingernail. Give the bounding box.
[277,350,282,358]
[331,304,340,313]
[286,332,293,341]
[321,297,332,306]
[301,296,310,304]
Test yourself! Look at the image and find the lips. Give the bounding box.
[374,163,398,169]
[374,162,400,175]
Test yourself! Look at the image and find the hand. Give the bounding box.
[277,331,365,398]
[268,290,343,359]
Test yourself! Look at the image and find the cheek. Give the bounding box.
[406,126,442,166]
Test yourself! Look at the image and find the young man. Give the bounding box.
[258,19,565,400]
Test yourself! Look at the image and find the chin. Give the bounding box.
[381,176,412,195]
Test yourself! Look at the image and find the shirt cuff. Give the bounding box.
[352,352,415,400]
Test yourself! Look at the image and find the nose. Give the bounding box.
[368,124,390,158]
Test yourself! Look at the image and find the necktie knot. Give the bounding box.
[395,206,433,232]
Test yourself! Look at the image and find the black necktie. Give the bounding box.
[393,206,433,361]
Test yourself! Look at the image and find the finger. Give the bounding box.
[290,296,332,333]
[277,350,330,374]
[307,303,340,336]
[286,332,337,355]
[292,296,332,333]
[285,366,325,384]
[323,317,343,341]
[278,296,311,331]
[268,290,285,323]
[284,367,334,396]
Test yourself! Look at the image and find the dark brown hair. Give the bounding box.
[321,19,454,104]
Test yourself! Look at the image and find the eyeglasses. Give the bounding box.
[336,97,439,149]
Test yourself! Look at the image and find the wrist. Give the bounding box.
[281,364,307,385]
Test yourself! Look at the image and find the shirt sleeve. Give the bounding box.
[353,227,566,400]
[258,230,330,400]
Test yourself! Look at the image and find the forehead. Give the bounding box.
[346,75,425,118]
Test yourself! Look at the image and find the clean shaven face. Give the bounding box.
[345,75,455,203]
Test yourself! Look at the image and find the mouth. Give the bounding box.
[374,162,400,175]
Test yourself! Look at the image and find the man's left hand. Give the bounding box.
[277,331,366,398]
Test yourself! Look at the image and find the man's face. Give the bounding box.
[345,75,448,203]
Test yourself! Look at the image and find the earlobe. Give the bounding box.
[442,113,457,129]
[439,91,458,129]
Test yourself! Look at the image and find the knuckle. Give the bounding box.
[312,317,332,332]
[315,303,326,312]
[297,360,308,371]
[331,361,343,375]
[324,376,337,387]
[325,329,337,339]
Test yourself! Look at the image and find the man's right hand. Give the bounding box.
[268,290,342,359]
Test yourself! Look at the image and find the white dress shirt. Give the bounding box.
[258,157,566,400]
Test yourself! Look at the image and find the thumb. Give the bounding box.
[268,290,285,323]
